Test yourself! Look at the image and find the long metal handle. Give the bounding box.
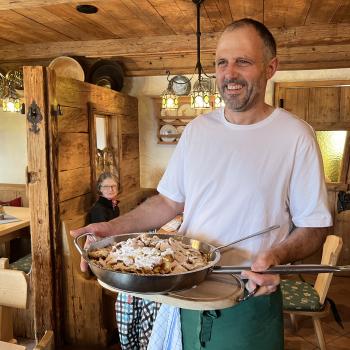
[214,225,280,252]
[73,232,97,255]
[212,264,349,274]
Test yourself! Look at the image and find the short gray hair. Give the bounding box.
[224,18,276,60]
[96,172,119,194]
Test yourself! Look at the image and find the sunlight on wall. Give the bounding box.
[0,109,27,183]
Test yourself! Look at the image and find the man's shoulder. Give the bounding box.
[274,108,314,133]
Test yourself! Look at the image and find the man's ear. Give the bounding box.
[266,57,278,79]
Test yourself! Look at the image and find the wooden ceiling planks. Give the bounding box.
[0,9,72,42]
[149,0,195,34]
[42,3,118,40]
[12,7,90,41]
[331,1,350,23]
[264,0,312,27]
[228,0,263,22]
[305,0,341,24]
[0,0,349,75]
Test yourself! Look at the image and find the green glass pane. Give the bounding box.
[316,131,347,183]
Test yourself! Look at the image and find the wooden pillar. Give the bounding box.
[23,66,55,339]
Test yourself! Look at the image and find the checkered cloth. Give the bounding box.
[147,305,182,350]
[115,293,161,350]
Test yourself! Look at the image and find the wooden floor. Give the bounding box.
[19,276,350,350]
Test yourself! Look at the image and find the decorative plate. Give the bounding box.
[177,103,195,122]
[176,125,186,136]
[161,109,176,123]
[160,124,177,142]
[49,56,85,81]
[170,75,191,96]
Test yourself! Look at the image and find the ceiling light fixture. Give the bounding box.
[0,70,23,113]
[161,0,214,110]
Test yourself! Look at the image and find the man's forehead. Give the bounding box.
[216,27,264,56]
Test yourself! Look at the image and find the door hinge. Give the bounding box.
[26,167,39,184]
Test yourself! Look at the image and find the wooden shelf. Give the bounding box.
[153,96,212,144]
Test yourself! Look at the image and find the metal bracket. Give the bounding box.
[27,101,43,134]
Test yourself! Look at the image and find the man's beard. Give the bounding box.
[218,78,256,112]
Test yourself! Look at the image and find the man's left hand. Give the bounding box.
[241,251,280,297]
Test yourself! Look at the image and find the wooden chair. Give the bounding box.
[281,235,343,350]
[0,258,54,349]
[0,258,28,343]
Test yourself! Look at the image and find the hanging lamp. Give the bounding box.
[161,0,214,110]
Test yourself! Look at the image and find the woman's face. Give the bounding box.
[99,178,118,200]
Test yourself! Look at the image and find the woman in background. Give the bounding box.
[89,172,120,224]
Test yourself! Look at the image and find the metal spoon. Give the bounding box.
[212,224,280,254]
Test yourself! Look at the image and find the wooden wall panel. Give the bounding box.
[58,133,90,171]
[340,87,350,123]
[308,87,340,124]
[59,167,91,202]
[59,193,92,221]
[56,78,138,116]
[121,134,139,160]
[58,106,88,133]
[280,87,309,120]
[120,113,138,134]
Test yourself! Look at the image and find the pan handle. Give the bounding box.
[212,264,344,274]
[73,232,98,256]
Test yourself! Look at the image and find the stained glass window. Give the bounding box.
[316,131,347,183]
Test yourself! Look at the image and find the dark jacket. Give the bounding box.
[88,196,120,224]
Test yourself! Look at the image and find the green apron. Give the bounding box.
[181,288,284,350]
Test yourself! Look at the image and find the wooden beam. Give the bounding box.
[0,0,95,10]
[1,23,350,75]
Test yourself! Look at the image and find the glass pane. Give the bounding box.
[95,116,107,150]
[316,131,347,183]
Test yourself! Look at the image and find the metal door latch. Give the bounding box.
[27,101,43,134]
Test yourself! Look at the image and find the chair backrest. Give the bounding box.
[314,234,343,304]
[0,258,28,309]
[34,330,54,350]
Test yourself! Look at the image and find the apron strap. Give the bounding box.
[200,310,220,346]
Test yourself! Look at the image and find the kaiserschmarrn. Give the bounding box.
[88,233,208,274]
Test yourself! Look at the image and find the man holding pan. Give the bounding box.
[72,18,332,350]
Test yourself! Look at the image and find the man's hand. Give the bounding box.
[70,221,115,272]
[241,251,280,297]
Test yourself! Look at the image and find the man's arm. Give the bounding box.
[242,227,329,296]
[71,194,184,238]
[71,194,184,272]
[267,226,329,265]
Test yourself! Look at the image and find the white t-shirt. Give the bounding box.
[157,107,332,265]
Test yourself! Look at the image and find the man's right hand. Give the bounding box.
[70,221,115,272]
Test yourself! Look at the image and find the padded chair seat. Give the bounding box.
[9,254,32,274]
[281,279,322,311]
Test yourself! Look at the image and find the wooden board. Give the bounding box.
[98,274,244,311]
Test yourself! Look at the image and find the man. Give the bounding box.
[72,18,332,349]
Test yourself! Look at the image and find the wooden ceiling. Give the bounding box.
[0,0,350,77]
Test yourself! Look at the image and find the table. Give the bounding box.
[0,206,30,256]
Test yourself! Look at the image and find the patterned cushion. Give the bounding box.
[10,253,32,274]
[281,279,322,311]
[0,197,22,207]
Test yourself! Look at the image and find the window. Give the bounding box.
[316,131,347,183]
